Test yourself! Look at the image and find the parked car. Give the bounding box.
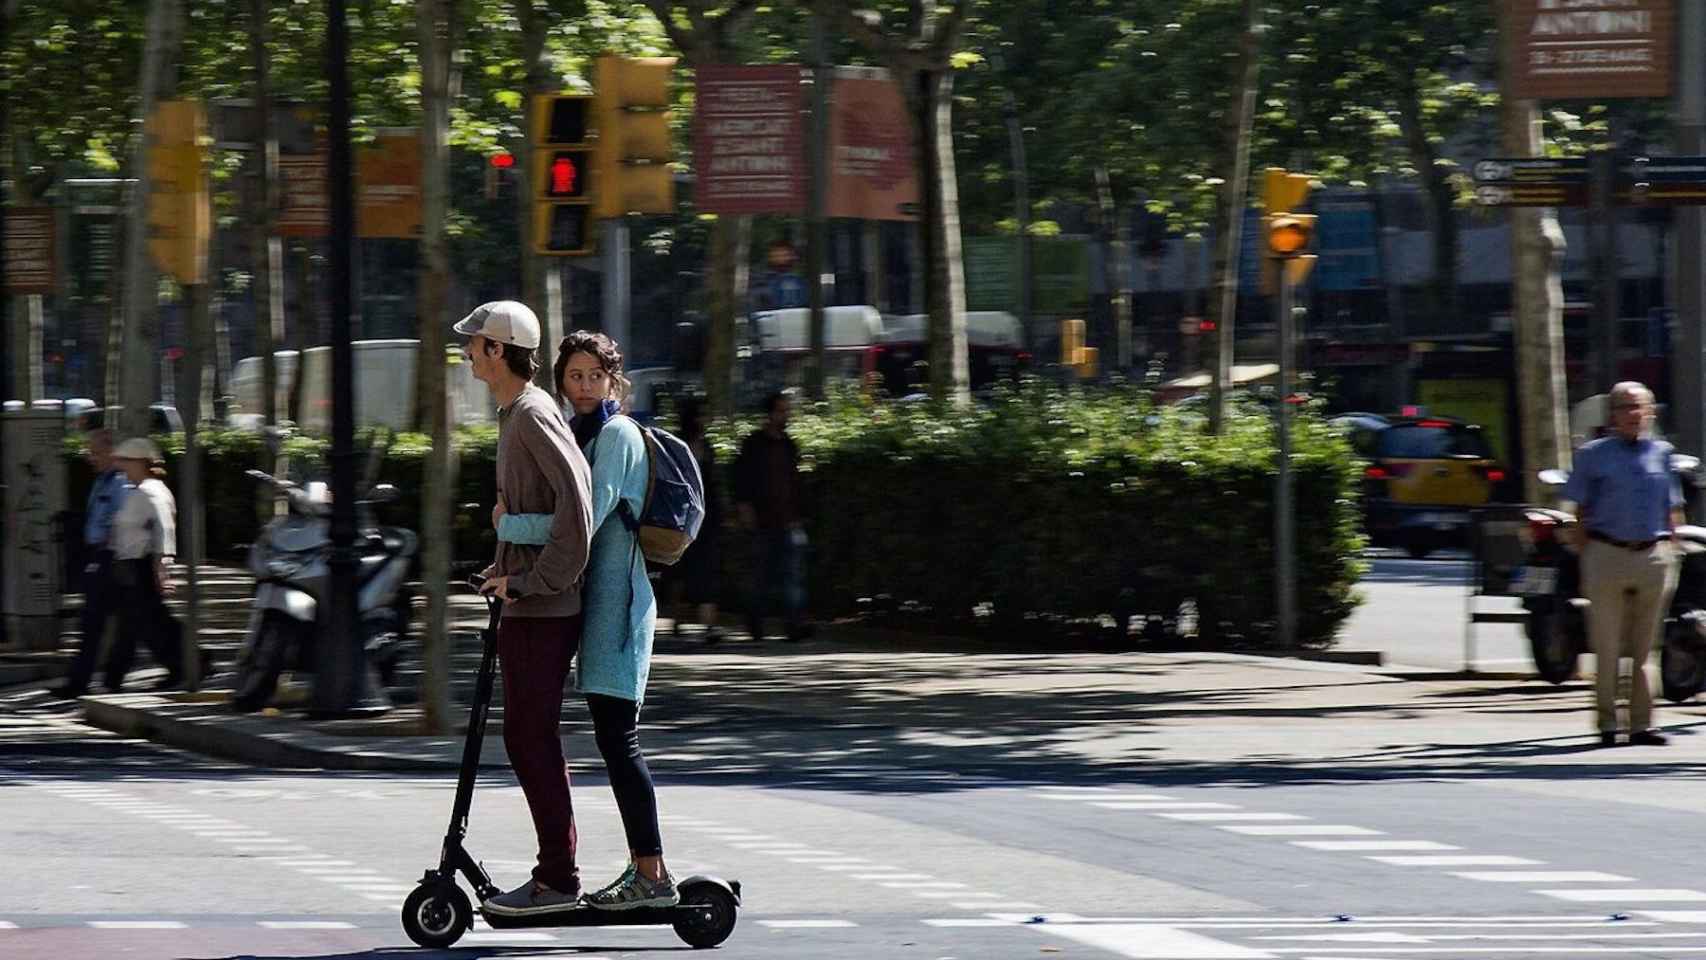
[1357,414,1507,559]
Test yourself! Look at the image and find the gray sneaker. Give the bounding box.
[584,868,678,911]
[483,879,580,917]
[589,861,637,901]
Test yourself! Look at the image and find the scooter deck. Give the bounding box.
[480,903,694,929]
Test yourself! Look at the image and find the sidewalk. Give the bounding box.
[34,566,1706,779]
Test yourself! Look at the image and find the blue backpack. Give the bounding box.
[614,418,706,567]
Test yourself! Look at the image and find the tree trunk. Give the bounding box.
[287,241,309,425]
[415,0,455,734]
[915,68,969,405]
[1504,97,1572,497]
[705,213,750,419]
[117,0,184,439]
[517,0,557,388]
[1207,0,1261,435]
[1395,77,1459,321]
[177,281,210,690]
[250,0,282,429]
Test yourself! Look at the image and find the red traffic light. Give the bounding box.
[490,152,515,169]
[544,151,589,198]
[551,156,577,195]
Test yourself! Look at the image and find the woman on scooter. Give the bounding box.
[498,330,675,910]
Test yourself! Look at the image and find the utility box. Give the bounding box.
[2,402,68,652]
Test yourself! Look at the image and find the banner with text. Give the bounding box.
[827,67,918,221]
[693,65,807,215]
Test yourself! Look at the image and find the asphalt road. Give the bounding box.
[9,677,1706,960]
[1340,549,1534,673]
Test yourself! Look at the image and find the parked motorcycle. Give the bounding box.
[1522,456,1706,702]
[230,468,417,713]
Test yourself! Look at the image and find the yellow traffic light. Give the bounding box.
[593,55,677,219]
[531,94,597,255]
[1266,214,1316,258]
[146,99,210,284]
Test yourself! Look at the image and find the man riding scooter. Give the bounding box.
[456,300,595,915]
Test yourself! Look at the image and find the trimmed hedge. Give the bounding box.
[65,380,1365,647]
[708,382,1366,648]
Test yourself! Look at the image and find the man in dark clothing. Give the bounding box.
[57,428,131,698]
[734,391,809,641]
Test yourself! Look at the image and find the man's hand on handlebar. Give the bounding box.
[479,575,519,602]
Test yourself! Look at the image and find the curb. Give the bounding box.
[81,696,460,772]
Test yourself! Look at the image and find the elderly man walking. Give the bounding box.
[56,428,132,697]
[1562,382,1685,747]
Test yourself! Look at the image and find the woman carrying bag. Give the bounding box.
[497,330,675,910]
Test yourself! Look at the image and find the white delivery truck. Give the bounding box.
[229,339,494,433]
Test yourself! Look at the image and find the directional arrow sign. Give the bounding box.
[1625,156,1706,205]
[1473,157,1590,206]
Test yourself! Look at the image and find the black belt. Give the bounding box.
[1588,530,1660,551]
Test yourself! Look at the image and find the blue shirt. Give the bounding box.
[83,469,134,548]
[1562,436,1682,542]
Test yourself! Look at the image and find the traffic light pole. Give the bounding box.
[601,219,630,350]
[1275,265,1296,649]
[314,0,372,718]
[1676,0,1706,517]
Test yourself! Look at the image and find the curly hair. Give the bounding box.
[553,329,631,405]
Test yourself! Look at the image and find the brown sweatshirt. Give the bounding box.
[492,383,593,616]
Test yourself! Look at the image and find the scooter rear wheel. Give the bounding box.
[673,880,738,949]
[1530,605,1583,685]
[402,880,471,949]
[1663,612,1706,703]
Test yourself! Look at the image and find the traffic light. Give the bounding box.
[1260,167,1316,289]
[146,99,210,284]
[593,55,677,219]
[531,94,597,255]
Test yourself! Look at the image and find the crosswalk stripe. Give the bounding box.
[89,921,187,929]
[1370,856,1542,867]
[1291,840,1448,851]
[1541,889,1706,902]
[1223,825,1383,836]
[1094,801,1240,811]
[1452,871,1633,883]
[258,921,357,929]
[757,919,857,928]
[1021,922,1276,958]
[1159,813,1310,822]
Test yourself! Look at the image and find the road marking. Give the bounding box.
[1040,793,1173,802]
[89,921,188,929]
[1262,932,1706,943]
[816,864,893,872]
[785,857,869,864]
[216,837,293,845]
[1292,840,1451,851]
[235,846,312,853]
[1024,922,1276,958]
[952,901,1042,910]
[729,842,809,850]
[1160,813,1311,822]
[1644,912,1706,922]
[276,859,355,867]
[913,891,1004,899]
[1451,871,1634,883]
[925,918,1021,927]
[1370,856,1543,867]
[317,875,394,883]
[258,921,357,929]
[880,881,967,889]
[757,919,858,928]
[463,931,558,941]
[1094,801,1241,811]
[1541,889,1706,902]
[1223,825,1383,836]
[853,873,934,881]
[362,894,399,902]
[0,922,15,929]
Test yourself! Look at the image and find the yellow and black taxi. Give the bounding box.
[1349,414,1507,559]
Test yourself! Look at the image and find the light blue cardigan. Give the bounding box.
[498,414,656,704]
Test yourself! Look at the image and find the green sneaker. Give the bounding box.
[589,861,636,901]
[584,867,678,911]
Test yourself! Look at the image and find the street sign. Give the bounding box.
[1502,0,1675,100]
[1472,157,1590,207]
[1627,156,1706,205]
[2,206,56,295]
[693,65,807,216]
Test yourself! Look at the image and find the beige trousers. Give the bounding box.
[1582,539,1679,733]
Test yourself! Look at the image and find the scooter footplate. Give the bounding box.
[480,903,699,928]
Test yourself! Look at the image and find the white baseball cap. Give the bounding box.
[454,300,541,350]
[114,437,161,462]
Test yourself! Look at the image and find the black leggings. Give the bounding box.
[586,693,663,858]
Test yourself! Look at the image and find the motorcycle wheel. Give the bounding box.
[1530,604,1583,685]
[1663,612,1706,703]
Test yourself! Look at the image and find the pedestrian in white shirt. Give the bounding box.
[107,438,184,691]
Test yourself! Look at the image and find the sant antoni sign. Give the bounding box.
[1503,0,1674,100]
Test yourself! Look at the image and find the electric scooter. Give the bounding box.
[400,576,741,950]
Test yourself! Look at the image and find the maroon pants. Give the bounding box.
[498,613,583,894]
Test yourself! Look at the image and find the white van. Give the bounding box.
[751,306,885,385]
[230,339,494,433]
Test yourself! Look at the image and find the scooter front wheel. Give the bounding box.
[673,880,739,949]
[1663,612,1706,703]
[401,880,471,949]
